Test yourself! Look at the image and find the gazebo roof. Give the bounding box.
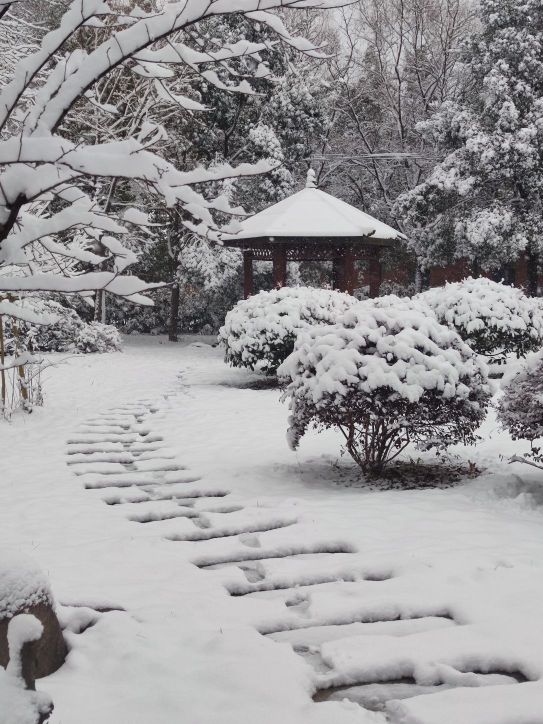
[222,170,405,246]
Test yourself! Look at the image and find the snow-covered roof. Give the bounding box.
[223,171,405,244]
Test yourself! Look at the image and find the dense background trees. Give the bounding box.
[2,0,542,346]
[0,0,345,413]
[396,0,543,292]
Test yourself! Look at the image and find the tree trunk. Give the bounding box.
[526,243,539,296]
[414,264,423,293]
[94,290,105,322]
[169,283,180,342]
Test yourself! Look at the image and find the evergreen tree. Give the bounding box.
[397,0,543,292]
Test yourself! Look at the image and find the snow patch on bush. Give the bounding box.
[218,286,357,375]
[4,299,122,354]
[279,295,491,473]
[417,277,543,360]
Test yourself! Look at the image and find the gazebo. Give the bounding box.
[221,170,405,298]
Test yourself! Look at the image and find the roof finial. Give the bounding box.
[306,168,317,189]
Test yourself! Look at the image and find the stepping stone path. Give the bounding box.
[66,387,529,718]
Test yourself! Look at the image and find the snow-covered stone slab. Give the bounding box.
[387,680,543,724]
[213,552,394,595]
[132,459,185,472]
[67,452,135,465]
[82,471,195,489]
[269,616,456,648]
[66,442,126,454]
[66,433,144,444]
[190,528,355,569]
[318,623,533,690]
[165,511,298,542]
[77,425,133,435]
[71,461,132,475]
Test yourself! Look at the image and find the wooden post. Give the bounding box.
[368,247,382,298]
[344,251,357,295]
[243,250,254,299]
[272,247,287,288]
[332,254,345,291]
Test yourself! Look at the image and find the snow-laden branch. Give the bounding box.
[29,0,347,133]
[0,271,165,296]
[0,0,345,306]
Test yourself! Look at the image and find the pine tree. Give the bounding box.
[397,0,543,292]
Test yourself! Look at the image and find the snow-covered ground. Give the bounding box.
[2,336,543,724]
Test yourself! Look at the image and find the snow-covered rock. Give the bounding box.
[218,286,357,375]
[0,553,66,683]
[417,277,543,361]
[0,614,53,724]
[279,295,492,473]
[0,554,51,622]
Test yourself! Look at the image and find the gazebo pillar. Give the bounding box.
[369,247,382,298]
[332,250,357,295]
[272,247,287,288]
[332,255,345,292]
[344,251,357,295]
[243,250,254,299]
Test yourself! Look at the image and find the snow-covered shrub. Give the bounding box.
[418,277,543,363]
[218,286,357,375]
[279,296,492,474]
[498,351,543,463]
[4,300,122,354]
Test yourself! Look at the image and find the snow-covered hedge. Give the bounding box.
[218,286,357,375]
[498,351,543,463]
[4,299,122,354]
[279,296,492,474]
[417,277,543,362]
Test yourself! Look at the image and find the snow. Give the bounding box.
[222,185,405,241]
[418,278,543,356]
[0,615,53,724]
[0,554,52,619]
[278,296,491,454]
[2,336,543,723]
[1,0,345,306]
[219,286,357,374]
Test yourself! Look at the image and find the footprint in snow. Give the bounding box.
[238,533,261,548]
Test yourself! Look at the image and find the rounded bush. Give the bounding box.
[5,299,122,354]
[278,296,492,474]
[498,352,543,461]
[218,286,357,375]
[417,277,543,362]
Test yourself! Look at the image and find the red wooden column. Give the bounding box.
[332,254,345,291]
[272,246,287,288]
[243,250,254,299]
[344,250,357,295]
[368,247,382,298]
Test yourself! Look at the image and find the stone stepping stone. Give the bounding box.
[268,616,456,648]
[83,472,198,489]
[66,442,125,454]
[194,542,355,569]
[101,488,229,505]
[67,452,135,465]
[132,459,185,472]
[166,519,297,543]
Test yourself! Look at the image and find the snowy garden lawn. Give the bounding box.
[3,336,543,724]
